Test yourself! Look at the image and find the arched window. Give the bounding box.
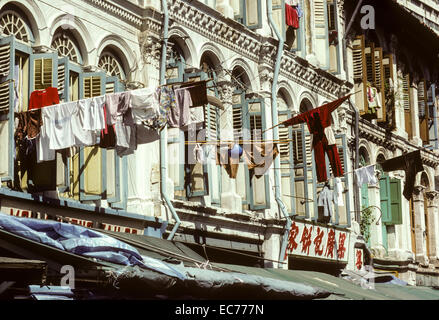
[231,66,269,210]
[0,10,32,43]
[98,52,125,80]
[51,32,82,64]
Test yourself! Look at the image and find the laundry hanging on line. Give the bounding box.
[279,94,352,183]
[216,143,278,180]
[355,165,378,187]
[285,0,301,29]
[318,184,334,223]
[379,150,424,201]
[14,80,213,163]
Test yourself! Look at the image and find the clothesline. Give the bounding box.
[262,91,360,134]
[282,194,314,203]
[184,139,294,145]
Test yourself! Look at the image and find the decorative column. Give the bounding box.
[413,185,429,265]
[136,31,162,88]
[426,191,439,263]
[218,79,242,213]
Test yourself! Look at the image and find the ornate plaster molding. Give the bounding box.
[217,80,235,105]
[168,0,351,100]
[88,0,143,27]
[139,31,162,68]
[168,0,262,62]
[413,185,426,196]
[425,191,439,206]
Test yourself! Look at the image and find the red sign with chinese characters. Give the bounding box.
[285,221,350,262]
[355,249,364,271]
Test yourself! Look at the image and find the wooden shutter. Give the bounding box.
[361,184,369,208]
[0,38,12,179]
[33,58,53,90]
[247,98,269,210]
[30,53,58,191]
[245,0,261,29]
[0,42,10,78]
[427,84,437,148]
[381,176,402,225]
[233,93,244,141]
[364,43,374,85]
[0,80,9,112]
[278,113,290,160]
[233,93,247,205]
[314,0,329,69]
[279,110,295,215]
[79,73,104,200]
[272,0,285,40]
[57,60,66,101]
[389,178,402,225]
[379,175,391,224]
[383,54,395,128]
[374,48,386,121]
[105,77,123,205]
[293,124,309,217]
[352,35,368,115]
[418,80,429,145]
[402,74,412,138]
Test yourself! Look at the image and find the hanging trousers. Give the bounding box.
[313,135,343,183]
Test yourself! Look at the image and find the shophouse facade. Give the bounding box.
[1,0,439,286]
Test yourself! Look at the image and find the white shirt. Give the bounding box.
[129,87,160,125]
[77,96,106,132]
[42,102,77,150]
[355,165,378,186]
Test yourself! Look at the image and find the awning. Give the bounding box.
[213,263,390,300]
[98,229,208,268]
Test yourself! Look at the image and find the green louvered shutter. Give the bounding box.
[389,178,402,225]
[380,175,391,224]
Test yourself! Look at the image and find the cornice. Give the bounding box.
[83,0,144,27]
[168,0,262,62]
[82,0,353,100]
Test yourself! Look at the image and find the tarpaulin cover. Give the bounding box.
[0,213,185,280]
[113,264,332,300]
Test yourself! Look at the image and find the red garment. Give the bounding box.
[282,95,351,182]
[285,4,299,29]
[29,87,59,110]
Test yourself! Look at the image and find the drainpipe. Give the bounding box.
[341,0,363,221]
[160,0,180,241]
[267,0,292,265]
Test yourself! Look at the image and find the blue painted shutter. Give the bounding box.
[79,72,105,200]
[279,109,295,215]
[105,76,122,205]
[232,91,248,206]
[0,36,14,182]
[30,52,59,191]
[314,0,329,69]
[428,84,438,149]
[292,124,309,217]
[247,98,270,210]
[184,72,208,198]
